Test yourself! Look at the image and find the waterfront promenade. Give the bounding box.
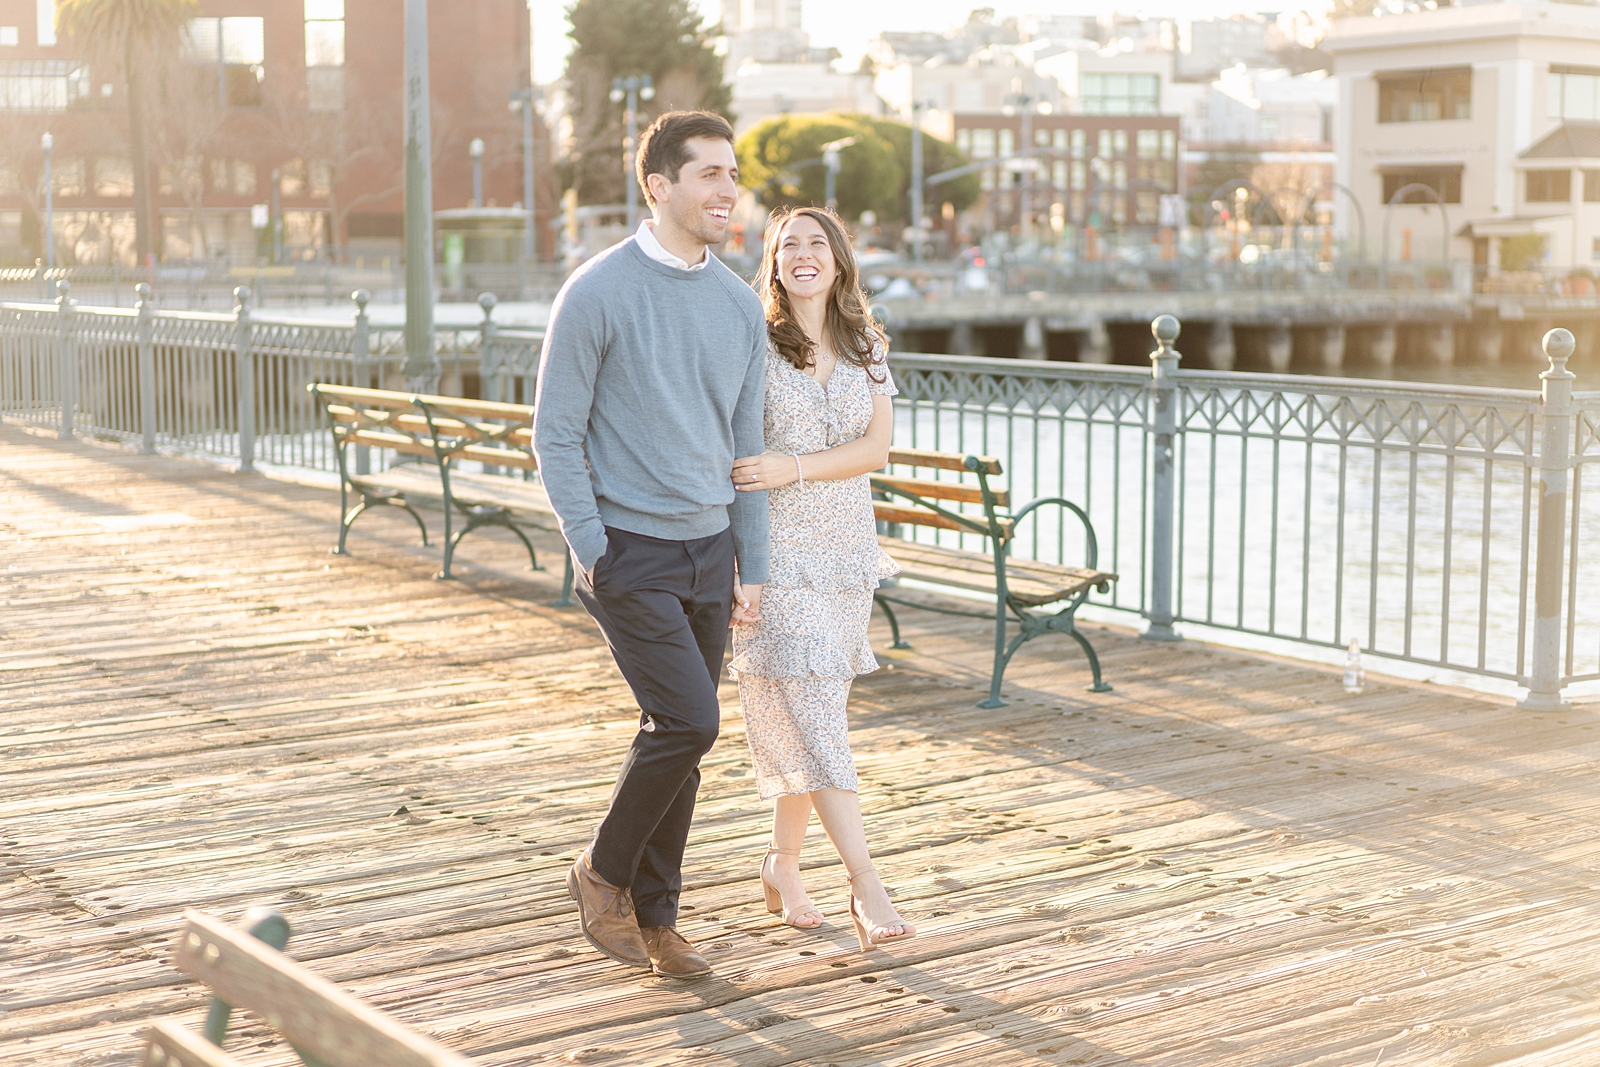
[4,422,1600,1066]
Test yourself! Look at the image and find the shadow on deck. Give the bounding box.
[3,423,1599,1067]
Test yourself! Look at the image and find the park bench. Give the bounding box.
[140,908,472,1067]
[308,383,573,604]
[871,447,1117,707]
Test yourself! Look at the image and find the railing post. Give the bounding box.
[234,285,255,473]
[351,288,373,476]
[1143,313,1182,642]
[55,279,74,439]
[478,291,499,403]
[1519,327,1575,711]
[136,282,156,453]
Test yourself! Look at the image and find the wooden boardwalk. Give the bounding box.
[4,422,1600,1067]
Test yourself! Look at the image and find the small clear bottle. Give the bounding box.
[1342,639,1365,695]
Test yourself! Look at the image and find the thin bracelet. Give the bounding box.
[794,454,804,487]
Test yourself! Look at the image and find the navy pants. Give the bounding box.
[575,525,734,928]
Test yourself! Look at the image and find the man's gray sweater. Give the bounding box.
[533,238,770,583]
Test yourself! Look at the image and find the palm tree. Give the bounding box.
[56,0,197,263]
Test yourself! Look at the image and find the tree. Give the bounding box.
[57,0,198,263]
[736,114,901,222]
[563,0,730,206]
[854,116,981,226]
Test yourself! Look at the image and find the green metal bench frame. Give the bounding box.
[871,451,1116,708]
[308,383,574,606]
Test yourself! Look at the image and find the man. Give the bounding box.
[533,111,768,980]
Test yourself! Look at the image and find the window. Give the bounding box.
[1381,166,1462,204]
[1526,168,1571,203]
[969,128,994,159]
[93,157,133,197]
[1081,72,1159,115]
[1136,129,1160,159]
[0,59,89,110]
[1161,129,1176,160]
[1097,129,1111,158]
[1548,67,1600,122]
[1377,68,1471,123]
[955,128,971,156]
[1051,129,1066,150]
[210,158,257,196]
[307,67,343,111]
[305,21,344,67]
[182,17,265,107]
[1586,170,1600,202]
[35,0,54,46]
[0,27,18,47]
[51,157,84,197]
[1034,127,1049,148]
[1113,129,1128,156]
[998,128,1014,157]
[182,18,265,65]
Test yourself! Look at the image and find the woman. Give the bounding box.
[727,205,915,951]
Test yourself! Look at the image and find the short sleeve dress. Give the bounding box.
[728,342,900,800]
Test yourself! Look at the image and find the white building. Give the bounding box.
[1325,0,1600,271]
[728,61,879,134]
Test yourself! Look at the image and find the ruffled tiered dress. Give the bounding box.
[728,345,900,799]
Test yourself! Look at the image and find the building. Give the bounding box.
[951,111,1182,234]
[0,0,535,267]
[727,61,878,135]
[1325,0,1600,272]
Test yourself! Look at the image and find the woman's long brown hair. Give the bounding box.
[757,206,888,381]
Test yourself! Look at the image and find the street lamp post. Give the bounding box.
[41,131,53,269]
[1003,86,1042,246]
[510,88,537,262]
[270,168,282,264]
[610,75,655,230]
[820,136,858,212]
[402,0,437,390]
[469,137,485,208]
[909,100,934,260]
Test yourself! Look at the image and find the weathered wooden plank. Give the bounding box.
[171,910,473,1067]
[140,1021,246,1067]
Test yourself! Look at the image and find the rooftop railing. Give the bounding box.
[4,287,1594,708]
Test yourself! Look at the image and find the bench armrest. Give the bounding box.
[1007,496,1099,572]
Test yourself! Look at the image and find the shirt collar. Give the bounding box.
[635,219,709,271]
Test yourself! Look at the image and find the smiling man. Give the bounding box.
[533,111,769,980]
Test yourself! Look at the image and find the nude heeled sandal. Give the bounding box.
[761,846,823,928]
[846,866,916,952]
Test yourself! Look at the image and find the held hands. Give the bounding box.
[730,581,764,627]
[732,452,801,492]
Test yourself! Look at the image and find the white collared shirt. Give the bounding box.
[635,219,708,271]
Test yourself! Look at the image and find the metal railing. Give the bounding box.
[889,323,1598,707]
[4,294,1595,707]
[0,283,543,474]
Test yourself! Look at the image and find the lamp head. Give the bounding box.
[609,77,624,103]
[40,131,52,152]
[640,75,655,101]
[470,137,485,158]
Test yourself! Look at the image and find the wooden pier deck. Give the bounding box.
[4,422,1600,1067]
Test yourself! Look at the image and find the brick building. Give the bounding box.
[951,113,1183,233]
[0,0,537,266]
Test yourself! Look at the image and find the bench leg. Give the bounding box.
[555,553,576,607]
[875,595,910,650]
[1067,626,1114,693]
[202,908,291,1048]
[337,495,430,556]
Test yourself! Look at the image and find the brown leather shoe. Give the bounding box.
[566,851,650,969]
[641,925,712,979]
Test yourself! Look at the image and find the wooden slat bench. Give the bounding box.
[871,447,1117,707]
[308,383,573,605]
[141,908,472,1067]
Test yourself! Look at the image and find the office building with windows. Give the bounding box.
[0,0,533,266]
[1326,0,1600,274]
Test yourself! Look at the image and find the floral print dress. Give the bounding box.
[728,343,899,799]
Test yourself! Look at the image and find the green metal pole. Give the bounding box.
[403,0,438,392]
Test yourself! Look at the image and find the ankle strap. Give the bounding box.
[766,845,801,857]
[845,864,875,883]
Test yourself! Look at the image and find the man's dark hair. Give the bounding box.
[636,111,736,207]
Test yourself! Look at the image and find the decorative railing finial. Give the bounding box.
[232,285,251,311]
[1152,314,1180,351]
[352,288,370,314]
[135,282,151,306]
[1543,327,1576,381]
[478,291,497,323]
[54,278,70,302]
